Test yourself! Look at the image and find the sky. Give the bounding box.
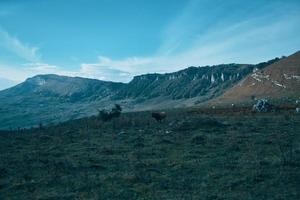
[0,0,300,90]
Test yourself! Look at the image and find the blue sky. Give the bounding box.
[0,0,300,89]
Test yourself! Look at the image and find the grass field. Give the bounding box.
[0,108,300,199]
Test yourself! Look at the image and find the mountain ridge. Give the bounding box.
[0,56,284,129]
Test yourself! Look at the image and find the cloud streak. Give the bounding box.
[78,0,300,81]
[0,27,40,62]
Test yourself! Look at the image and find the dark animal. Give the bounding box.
[152,112,167,122]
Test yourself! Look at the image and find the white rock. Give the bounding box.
[211,74,215,83]
[221,73,225,81]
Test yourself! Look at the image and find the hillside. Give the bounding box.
[0,58,280,129]
[213,51,300,105]
[0,108,299,199]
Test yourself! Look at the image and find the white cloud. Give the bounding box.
[0,62,133,84]
[23,63,59,72]
[0,27,40,62]
[0,63,61,83]
[74,63,131,82]
[0,77,17,91]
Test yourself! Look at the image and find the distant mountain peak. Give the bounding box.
[27,74,62,80]
[26,75,47,86]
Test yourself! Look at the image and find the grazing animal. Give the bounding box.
[152,112,167,122]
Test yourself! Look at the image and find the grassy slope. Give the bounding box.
[0,108,300,200]
[213,51,300,105]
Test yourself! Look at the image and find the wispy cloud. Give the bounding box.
[0,27,40,62]
[77,0,300,81]
[23,62,132,83]
[158,0,300,58]
[0,77,17,91]
[0,62,132,84]
[74,13,300,81]
[76,63,131,82]
[23,63,59,72]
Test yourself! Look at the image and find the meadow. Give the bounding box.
[0,107,299,199]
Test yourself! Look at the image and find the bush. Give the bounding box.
[98,104,122,122]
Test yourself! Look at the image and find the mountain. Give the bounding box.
[2,74,124,102]
[0,75,124,129]
[0,57,281,129]
[212,51,300,105]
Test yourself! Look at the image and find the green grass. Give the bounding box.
[0,108,300,199]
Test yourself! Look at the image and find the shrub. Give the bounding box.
[98,104,122,122]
